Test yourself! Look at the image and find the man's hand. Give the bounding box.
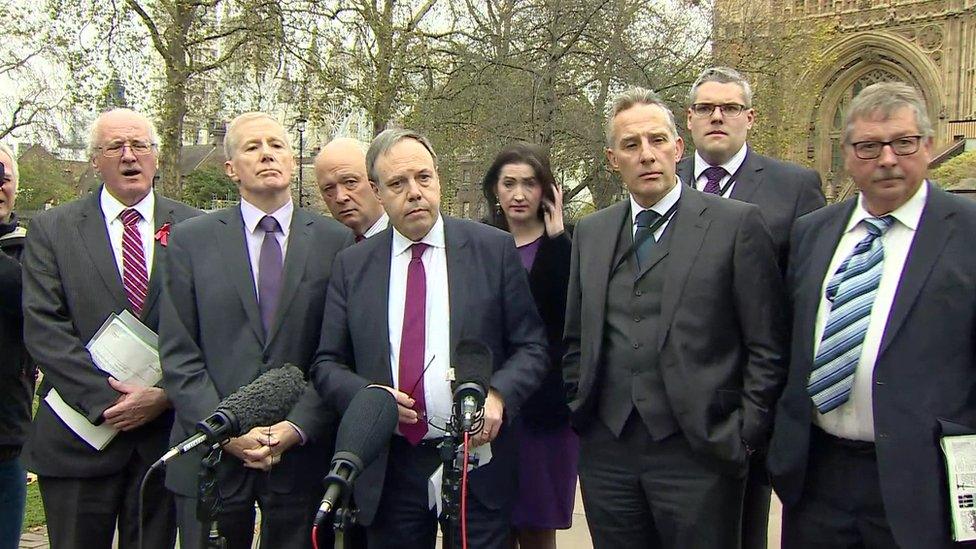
[240,422,303,470]
[472,389,505,448]
[221,430,266,464]
[102,377,171,431]
[370,384,419,424]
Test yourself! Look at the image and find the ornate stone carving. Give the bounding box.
[917,24,944,52]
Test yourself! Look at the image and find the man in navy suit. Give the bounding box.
[676,66,826,549]
[768,82,976,549]
[310,128,548,549]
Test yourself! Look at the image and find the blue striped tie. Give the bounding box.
[807,215,895,414]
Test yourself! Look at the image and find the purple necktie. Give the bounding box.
[702,166,728,195]
[257,215,283,336]
[399,242,430,445]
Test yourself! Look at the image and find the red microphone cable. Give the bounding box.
[462,431,471,549]
[311,525,321,549]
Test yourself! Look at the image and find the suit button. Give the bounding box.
[632,342,641,349]
[634,316,642,323]
[878,433,888,439]
[876,380,884,385]
[635,290,643,297]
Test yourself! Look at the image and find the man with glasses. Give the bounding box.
[767,82,976,548]
[315,137,388,241]
[21,108,200,548]
[677,66,827,549]
[678,67,825,272]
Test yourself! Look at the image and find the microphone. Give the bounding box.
[451,340,493,433]
[316,386,398,524]
[155,365,306,466]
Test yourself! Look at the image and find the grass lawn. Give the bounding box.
[22,478,45,531]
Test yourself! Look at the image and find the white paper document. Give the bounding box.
[427,442,493,514]
[46,312,161,451]
[940,434,976,541]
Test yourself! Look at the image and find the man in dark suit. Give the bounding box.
[768,82,976,549]
[21,108,200,549]
[563,88,787,548]
[677,66,825,271]
[676,66,826,549]
[158,112,350,549]
[315,137,388,241]
[309,128,548,549]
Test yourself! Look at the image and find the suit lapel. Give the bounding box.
[265,209,313,348]
[658,189,708,350]
[676,158,694,187]
[78,190,129,310]
[728,149,763,203]
[215,207,265,344]
[142,195,175,319]
[366,231,395,385]
[878,184,952,357]
[445,217,470,363]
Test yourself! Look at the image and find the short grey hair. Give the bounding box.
[0,142,18,188]
[87,109,160,159]
[688,67,753,108]
[605,87,679,147]
[366,128,439,183]
[842,82,933,144]
[224,112,292,159]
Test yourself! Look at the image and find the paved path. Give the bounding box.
[20,486,784,548]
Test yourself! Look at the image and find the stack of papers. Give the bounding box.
[45,310,161,450]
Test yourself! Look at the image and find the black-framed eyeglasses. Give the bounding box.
[849,135,923,160]
[96,140,158,157]
[690,103,749,118]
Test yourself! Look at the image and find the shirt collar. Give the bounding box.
[630,181,682,227]
[100,186,155,224]
[392,213,445,256]
[364,212,390,239]
[847,179,928,234]
[693,143,748,181]
[240,197,293,236]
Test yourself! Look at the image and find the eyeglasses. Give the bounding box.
[849,136,923,160]
[96,140,157,157]
[690,103,749,118]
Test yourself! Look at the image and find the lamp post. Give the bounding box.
[296,116,308,206]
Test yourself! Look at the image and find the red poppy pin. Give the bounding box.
[155,222,172,247]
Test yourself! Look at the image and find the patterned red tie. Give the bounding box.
[399,242,429,445]
[120,209,149,316]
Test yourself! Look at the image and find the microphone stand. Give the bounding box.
[197,446,227,549]
[439,408,484,549]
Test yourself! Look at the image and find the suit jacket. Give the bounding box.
[21,190,201,476]
[677,149,825,269]
[158,205,351,496]
[309,216,549,525]
[767,183,976,549]
[520,229,573,430]
[563,187,788,469]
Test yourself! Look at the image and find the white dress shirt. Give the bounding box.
[240,198,293,302]
[100,187,155,279]
[630,180,682,242]
[363,212,389,239]
[693,144,748,197]
[388,215,452,439]
[813,182,927,441]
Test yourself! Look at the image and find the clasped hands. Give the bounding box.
[223,422,303,471]
[373,384,505,448]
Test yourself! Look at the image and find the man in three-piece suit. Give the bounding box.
[21,108,201,548]
[677,66,825,271]
[315,137,389,241]
[676,66,826,549]
[563,88,787,548]
[768,82,976,549]
[158,112,350,549]
[310,128,548,549]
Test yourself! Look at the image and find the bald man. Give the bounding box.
[315,138,388,240]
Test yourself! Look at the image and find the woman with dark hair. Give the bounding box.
[482,143,578,548]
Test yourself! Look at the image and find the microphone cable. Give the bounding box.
[461,431,471,549]
[138,461,164,549]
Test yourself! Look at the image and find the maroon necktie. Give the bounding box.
[399,242,429,445]
[120,209,148,316]
[702,166,728,195]
[355,234,365,243]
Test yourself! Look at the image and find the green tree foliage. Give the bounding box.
[180,166,237,209]
[15,156,80,211]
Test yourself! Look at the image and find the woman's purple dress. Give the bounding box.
[512,237,580,530]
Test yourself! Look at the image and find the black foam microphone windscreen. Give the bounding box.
[334,386,399,462]
[452,340,493,394]
[217,364,307,433]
